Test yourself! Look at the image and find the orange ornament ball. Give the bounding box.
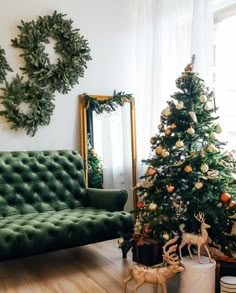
[137,201,145,209]
[150,137,157,144]
[146,167,156,176]
[165,128,172,136]
[166,185,175,193]
[184,165,192,173]
[220,192,231,203]
[143,225,152,234]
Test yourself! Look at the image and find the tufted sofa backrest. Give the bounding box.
[0,150,87,217]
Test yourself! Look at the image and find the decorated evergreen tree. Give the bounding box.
[133,61,236,258]
[87,140,103,189]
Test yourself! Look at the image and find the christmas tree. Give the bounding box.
[134,61,236,257]
[87,140,103,189]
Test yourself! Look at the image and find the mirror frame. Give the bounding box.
[79,94,137,208]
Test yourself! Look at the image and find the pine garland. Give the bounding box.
[0,46,13,84]
[11,10,91,94]
[84,90,133,114]
[0,75,55,136]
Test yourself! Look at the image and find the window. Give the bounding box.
[214,3,236,150]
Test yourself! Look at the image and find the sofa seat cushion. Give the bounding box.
[0,207,133,260]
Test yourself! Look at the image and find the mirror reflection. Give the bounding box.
[79,93,137,210]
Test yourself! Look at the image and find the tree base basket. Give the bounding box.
[132,238,163,266]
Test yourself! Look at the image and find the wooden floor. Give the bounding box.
[0,239,179,293]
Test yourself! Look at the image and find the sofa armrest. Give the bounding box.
[87,188,128,211]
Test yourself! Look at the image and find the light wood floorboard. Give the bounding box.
[0,239,180,293]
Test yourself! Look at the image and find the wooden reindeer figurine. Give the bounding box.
[123,237,184,293]
[224,214,236,236]
[178,212,212,263]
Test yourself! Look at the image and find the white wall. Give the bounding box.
[0,0,137,151]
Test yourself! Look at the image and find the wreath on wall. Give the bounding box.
[0,11,91,136]
[0,75,55,136]
[11,11,91,94]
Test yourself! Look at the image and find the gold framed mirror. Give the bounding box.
[79,94,137,210]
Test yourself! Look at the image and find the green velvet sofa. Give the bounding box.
[0,150,134,260]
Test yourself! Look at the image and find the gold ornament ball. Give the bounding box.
[158,123,164,130]
[200,162,209,173]
[186,126,195,135]
[207,143,216,153]
[162,233,170,241]
[161,149,170,158]
[176,139,184,149]
[176,102,184,110]
[149,202,158,211]
[195,181,203,190]
[204,103,210,111]
[155,146,163,155]
[215,124,222,134]
[199,95,207,103]
[162,107,172,117]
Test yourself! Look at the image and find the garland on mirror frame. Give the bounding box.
[0,11,91,136]
[83,90,133,114]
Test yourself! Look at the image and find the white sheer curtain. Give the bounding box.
[93,104,133,210]
[136,0,214,177]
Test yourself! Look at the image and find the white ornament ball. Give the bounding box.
[186,126,195,135]
[158,123,164,130]
[200,162,209,173]
[176,102,184,110]
[199,95,207,103]
[176,139,184,149]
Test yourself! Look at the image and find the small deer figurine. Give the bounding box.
[178,212,212,263]
[224,214,236,236]
[123,237,184,293]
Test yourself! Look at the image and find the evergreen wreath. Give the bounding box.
[84,90,133,114]
[0,46,13,84]
[11,10,92,94]
[0,75,55,136]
